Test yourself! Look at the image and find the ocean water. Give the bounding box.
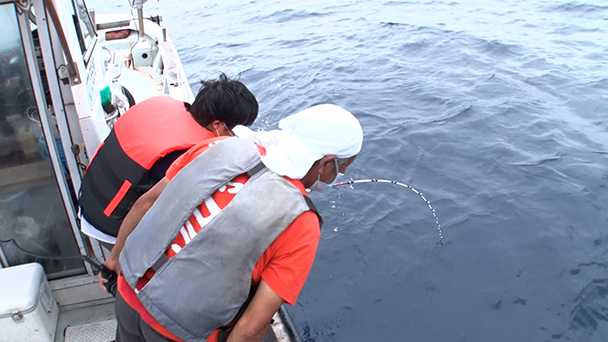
[92,1,608,341]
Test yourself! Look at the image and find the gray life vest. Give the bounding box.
[120,137,321,341]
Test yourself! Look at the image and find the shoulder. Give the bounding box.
[263,196,321,268]
[278,178,321,244]
[274,210,320,251]
[257,210,320,305]
[165,137,228,179]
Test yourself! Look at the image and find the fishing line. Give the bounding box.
[0,237,118,296]
[332,179,444,245]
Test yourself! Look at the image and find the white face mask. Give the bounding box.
[308,159,343,192]
[215,123,234,137]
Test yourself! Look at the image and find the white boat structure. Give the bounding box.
[0,0,300,341]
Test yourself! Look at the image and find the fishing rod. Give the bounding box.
[0,237,117,296]
[332,179,444,245]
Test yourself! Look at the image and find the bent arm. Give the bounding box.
[104,177,169,273]
[227,279,285,342]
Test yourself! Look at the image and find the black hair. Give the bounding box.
[189,73,258,128]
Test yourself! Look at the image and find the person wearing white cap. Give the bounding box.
[105,104,363,342]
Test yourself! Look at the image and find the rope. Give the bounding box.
[15,0,32,14]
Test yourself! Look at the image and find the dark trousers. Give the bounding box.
[115,290,279,342]
[115,291,174,342]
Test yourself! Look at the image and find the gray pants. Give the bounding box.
[115,291,174,342]
[115,291,278,342]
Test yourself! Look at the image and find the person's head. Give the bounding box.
[250,104,362,190]
[189,73,258,136]
[287,105,362,189]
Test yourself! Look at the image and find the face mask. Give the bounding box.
[215,123,234,137]
[308,159,342,191]
[225,123,234,136]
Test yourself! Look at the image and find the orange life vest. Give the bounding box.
[79,96,214,236]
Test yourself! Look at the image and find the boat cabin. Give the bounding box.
[0,0,194,340]
[0,1,299,341]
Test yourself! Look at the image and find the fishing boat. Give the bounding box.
[0,0,299,340]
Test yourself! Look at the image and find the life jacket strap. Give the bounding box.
[247,161,266,177]
[151,253,169,273]
[304,195,323,228]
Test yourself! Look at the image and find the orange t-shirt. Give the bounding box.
[118,137,321,341]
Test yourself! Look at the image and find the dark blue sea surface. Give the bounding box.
[93,0,608,341]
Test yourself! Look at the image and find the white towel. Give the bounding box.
[233,104,363,178]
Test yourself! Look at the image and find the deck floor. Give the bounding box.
[55,299,116,342]
[53,298,289,342]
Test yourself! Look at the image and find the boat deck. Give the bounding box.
[53,293,296,342]
[55,299,115,342]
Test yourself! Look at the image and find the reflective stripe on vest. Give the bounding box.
[120,137,321,341]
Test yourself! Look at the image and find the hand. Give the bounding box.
[104,255,121,274]
[98,256,120,293]
[96,177,167,294]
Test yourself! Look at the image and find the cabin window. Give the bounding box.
[73,0,96,60]
[0,4,85,279]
